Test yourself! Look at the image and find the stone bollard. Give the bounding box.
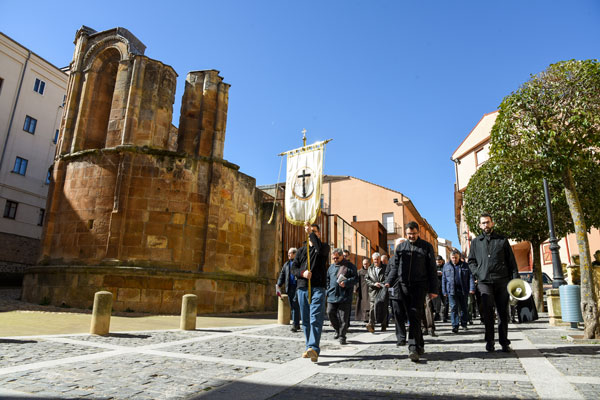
[90,291,113,335]
[180,294,198,330]
[277,294,291,325]
[546,288,563,326]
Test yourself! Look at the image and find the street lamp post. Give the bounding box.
[543,178,566,288]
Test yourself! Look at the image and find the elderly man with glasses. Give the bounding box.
[326,248,357,345]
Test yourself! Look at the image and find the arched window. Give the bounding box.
[81,48,120,150]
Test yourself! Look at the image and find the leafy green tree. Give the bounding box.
[491,59,600,338]
[463,157,600,312]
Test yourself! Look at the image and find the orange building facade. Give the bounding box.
[321,175,438,256]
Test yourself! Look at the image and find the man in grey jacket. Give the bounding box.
[277,247,300,332]
[326,248,357,345]
[468,213,519,353]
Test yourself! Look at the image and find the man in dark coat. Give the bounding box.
[387,239,408,346]
[327,248,357,345]
[366,252,388,333]
[442,249,475,333]
[385,221,438,362]
[277,247,300,332]
[468,213,518,353]
[436,255,449,322]
[291,223,330,362]
[355,258,371,323]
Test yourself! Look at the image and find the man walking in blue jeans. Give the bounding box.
[442,249,475,333]
[291,222,330,362]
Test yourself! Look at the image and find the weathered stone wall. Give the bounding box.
[22,266,274,314]
[0,232,39,285]
[23,26,282,314]
[0,231,40,265]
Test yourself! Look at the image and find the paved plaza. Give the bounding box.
[1,300,600,400]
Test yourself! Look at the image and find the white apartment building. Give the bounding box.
[452,111,600,279]
[0,32,68,276]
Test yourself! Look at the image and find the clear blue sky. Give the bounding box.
[3,1,599,249]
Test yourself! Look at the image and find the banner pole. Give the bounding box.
[307,230,311,304]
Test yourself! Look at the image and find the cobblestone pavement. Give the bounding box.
[0,315,599,399]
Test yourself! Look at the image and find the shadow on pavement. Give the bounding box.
[188,380,529,400]
[104,333,151,339]
[0,338,37,344]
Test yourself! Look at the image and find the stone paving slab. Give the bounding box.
[576,383,600,400]
[0,353,262,400]
[323,342,525,374]
[538,345,600,377]
[161,335,307,364]
[73,329,226,347]
[269,374,539,399]
[0,338,106,368]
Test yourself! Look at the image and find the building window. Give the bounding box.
[38,208,45,226]
[12,157,28,175]
[388,240,395,255]
[542,243,552,265]
[3,201,18,219]
[476,146,489,166]
[353,215,357,222]
[382,212,394,233]
[0,77,4,95]
[53,129,59,144]
[45,170,51,184]
[361,236,365,249]
[33,78,46,95]
[23,115,37,134]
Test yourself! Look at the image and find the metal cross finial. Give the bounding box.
[302,128,307,147]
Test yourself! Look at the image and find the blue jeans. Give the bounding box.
[297,286,326,354]
[449,292,469,328]
[287,285,300,328]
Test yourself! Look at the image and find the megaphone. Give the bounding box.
[507,278,532,306]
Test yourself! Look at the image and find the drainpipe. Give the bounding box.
[0,50,31,173]
[450,156,462,248]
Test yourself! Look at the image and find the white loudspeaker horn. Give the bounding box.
[507,278,532,306]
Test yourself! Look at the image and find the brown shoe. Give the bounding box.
[306,348,318,362]
[366,324,375,333]
[302,351,309,358]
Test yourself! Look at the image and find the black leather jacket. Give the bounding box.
[291,232,330,289]
[467,231,519,283]
[385,238,438,293]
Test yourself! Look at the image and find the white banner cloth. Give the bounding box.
[284,142,324,226]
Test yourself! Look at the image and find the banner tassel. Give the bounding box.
[267,155,284,225]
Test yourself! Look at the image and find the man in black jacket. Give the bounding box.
[387,239,408,346]
[467,213,519,353]
[291,223,330,362]
[385,221,438,362]
[277,247,300,332]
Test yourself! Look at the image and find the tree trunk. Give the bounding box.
[530,240,545,313]
[563,167,599,339]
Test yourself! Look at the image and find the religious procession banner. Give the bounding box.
[284,141,325,226]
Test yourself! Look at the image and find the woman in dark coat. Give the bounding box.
[355,258,371,323]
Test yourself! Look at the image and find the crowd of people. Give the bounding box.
[276,213,520,363]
